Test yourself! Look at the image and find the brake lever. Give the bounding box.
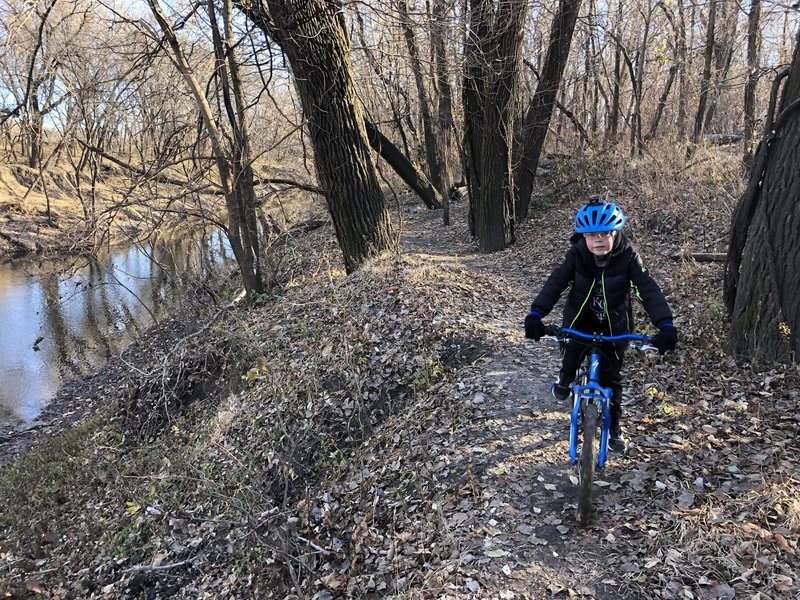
[640,343,659,356]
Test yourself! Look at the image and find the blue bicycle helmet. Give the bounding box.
[574,200,626,233]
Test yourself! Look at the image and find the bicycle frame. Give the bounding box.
[557,327,653,469]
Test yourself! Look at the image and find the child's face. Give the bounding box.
[584,231,615,257]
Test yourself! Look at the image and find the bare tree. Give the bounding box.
[237,0,397,273]
[701,0,738,132]
[692,0,717,144]
[513,0,582,220]
[147,0,265,298]
[0,0,68,169]
[463,0,527,251]
[397,0,446,199]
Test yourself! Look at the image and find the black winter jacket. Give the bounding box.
[530,233,673,334]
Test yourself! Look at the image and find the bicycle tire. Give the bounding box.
[577,400,599,527]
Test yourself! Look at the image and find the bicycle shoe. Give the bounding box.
[551,382,570,401]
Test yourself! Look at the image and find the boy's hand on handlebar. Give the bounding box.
[524,313,545,341]
[652,325,677,354]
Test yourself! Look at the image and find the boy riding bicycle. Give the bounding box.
[524,198,677,451]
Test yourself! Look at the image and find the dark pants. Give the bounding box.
[559,340,626,425]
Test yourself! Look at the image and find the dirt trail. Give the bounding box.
[398,200,650,599]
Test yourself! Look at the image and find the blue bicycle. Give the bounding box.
[543,325,656,526]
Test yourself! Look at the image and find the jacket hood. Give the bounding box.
[572,232,630,265]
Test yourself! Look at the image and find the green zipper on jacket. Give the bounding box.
[601,271,612,337]
[570,271,616,342]
[569,279,595,329]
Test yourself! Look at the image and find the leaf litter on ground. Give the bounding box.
[1,151,799,599]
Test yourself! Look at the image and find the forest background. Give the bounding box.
[0,0,799,598]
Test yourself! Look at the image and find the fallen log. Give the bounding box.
[670,252,726,263]
[703,133,743,146]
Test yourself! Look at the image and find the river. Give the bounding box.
[0,230,234,429]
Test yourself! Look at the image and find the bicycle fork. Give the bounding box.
[568,351,614,469]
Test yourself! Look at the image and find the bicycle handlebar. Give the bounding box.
[543,325,654,345]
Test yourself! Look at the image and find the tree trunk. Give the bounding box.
[470,0,527,252]
[645,64,677,140]
[363,120,443,210]
[692,0,716,144]
[432,0,456,225]
[629,3,653,156]
[606,0,623,144]
[462,0,492,238]
[702,0,738,133]
[743,0,762,170]
[397,0,446,199]
[724,32,800,363]
[148,0,265,298]
[243,0,397,273]
[676,0,688,136]
[513,0,582,220]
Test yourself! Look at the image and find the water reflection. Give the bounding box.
[0,229,233,428]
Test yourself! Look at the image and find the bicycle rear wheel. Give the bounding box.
[577,400,599,527]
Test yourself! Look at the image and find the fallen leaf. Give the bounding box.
[677,492,695,510]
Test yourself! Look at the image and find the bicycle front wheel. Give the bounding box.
[577,400,599,527]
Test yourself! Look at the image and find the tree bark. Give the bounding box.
[743,0,762,170]
[692,0,716,144]
[724,32,800,363]
[463,0,523,246]
[513,0,582,220]
[240,0,397,273]
[470,0,527,252]
[431,0,456,225]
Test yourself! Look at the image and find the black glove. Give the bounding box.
[525,313,545,341]
[652,325,677,354]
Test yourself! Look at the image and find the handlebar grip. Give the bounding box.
[543,324,560,337]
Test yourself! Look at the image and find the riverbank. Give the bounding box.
[0,162,141,259]
[0,308,212,467]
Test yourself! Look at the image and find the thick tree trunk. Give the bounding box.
[253,0,397,273]
[432,0,456,225]
[462,0,493,238]
[725,33,800,363]
[513,0,583,220]
[471,0,527,252]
